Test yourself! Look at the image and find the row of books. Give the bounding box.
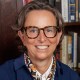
[54,0,80,22]
[60,32,80,70]
[22,0,80,22]
[61,0,80,22]
[23,0,80,22]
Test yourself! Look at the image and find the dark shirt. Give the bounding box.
[0,54,79,80]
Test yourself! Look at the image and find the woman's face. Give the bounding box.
[18,10,62,61]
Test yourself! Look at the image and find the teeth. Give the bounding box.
[36,46,48,49]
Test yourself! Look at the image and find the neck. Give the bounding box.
[31,57,53,74]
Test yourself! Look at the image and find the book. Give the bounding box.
[61,0,68,22]
[67,34,73,68]
[73,32,77,70]
[75,0,79,22]
[55,0,61,13]
[78,0,80,21]
[68,0,76,22]
[49,0,55,7]
[77,34,80,69]
[69,32,78,70]
[61,35,68,65]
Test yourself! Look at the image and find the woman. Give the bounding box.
[0,0,79,80]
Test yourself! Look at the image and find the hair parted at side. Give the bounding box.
[12,0,64,32]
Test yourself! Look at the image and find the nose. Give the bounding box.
[38,30,47,43]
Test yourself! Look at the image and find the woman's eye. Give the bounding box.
[30,29,36,32]
[29,28,37,33]
[47,29,53,32]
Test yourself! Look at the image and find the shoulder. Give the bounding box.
[58,61,76,73]
[0,54,24,73]
[0,59,14,71]
[0,54,33,80]
[56,61,80,80]
[0,59,15,80]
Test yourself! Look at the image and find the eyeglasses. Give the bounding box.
[23,26,59,39]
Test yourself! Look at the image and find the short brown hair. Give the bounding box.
[12,0,64,32]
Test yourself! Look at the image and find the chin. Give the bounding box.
[35,54,50,60]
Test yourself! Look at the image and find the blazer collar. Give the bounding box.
[14,54,25,70]
[55,60,63,79]
[14,54,63,76]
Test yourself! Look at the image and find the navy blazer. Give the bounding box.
[0,54,79,80]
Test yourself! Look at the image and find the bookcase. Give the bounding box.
[49,0,80,75]
[63,22,80,75]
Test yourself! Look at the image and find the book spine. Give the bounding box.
[68,0,76,22]
[67,35,72,68]
[49,0,55,7]
[61,35,68,65]
[61,0,68,22]
[72,32,78,70]
[55,0,61,13]
[75,0,79,22]
[77,34,80,69]
[78,0,80,21]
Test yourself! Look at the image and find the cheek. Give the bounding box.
[49,33,61,46]
[48,37,59,52]
[23,37,35,48]
[47,38,58,56]
[49,37,58,45]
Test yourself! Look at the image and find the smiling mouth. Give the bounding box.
[36,45,49,50]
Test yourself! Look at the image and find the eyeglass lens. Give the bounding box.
[24,26,57,39]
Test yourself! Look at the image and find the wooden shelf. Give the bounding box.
[64,22,80,26]
[64,22,80,33]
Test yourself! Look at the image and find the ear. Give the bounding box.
[18,30,25,44]
[56,31,62,45]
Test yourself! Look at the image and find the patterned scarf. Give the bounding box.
[24,53,56,80]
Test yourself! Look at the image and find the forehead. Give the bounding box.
[24,10,57,27]
[26,10,56,19]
